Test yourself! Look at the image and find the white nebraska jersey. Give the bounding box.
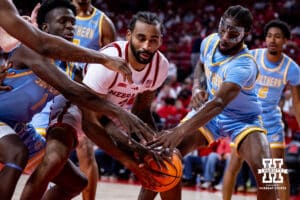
[83,41,169,109]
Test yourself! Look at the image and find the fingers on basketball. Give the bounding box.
[141,149,183,192]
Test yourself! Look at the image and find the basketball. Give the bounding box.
[142,149,183,192]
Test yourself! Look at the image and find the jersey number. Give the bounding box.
[258,86,269,99]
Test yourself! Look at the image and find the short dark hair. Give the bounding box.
[37,0,76,29]
[223,5,253,32]
[264,19,291,39]
[128,11,165,35]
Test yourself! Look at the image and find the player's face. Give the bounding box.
[265,27,286,55]
[127,20,162,64]
[218,17,245,54]
[43,8,75,41]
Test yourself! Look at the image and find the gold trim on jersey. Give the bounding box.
[203,33,216,57]
[98,14,104,44]
[198,127,215,145]
[180,116,214,144]
[260,49,285,72]
[270,142,285,149]
[232,126,266,157]
[283,59,291,85]
[6,70,33,78]
[35,128,47,137]
[0,122,7,126]
[76,6,97,20]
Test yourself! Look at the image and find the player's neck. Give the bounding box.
[129,59,147,71]
[267,51,282,63]
[76,4,93,17]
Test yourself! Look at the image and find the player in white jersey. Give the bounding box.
[83,40,168,109]
[21,11,168,197]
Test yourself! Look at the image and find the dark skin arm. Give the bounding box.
[7,45,147,134]
[131,90,158,132]
[149,81,241,149]
[100,14,117,46]
[190,61,208,109]
[0,0,132,83]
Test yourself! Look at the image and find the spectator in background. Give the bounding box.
[201,137,231,190]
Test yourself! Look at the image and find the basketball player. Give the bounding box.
[0,1,155,198]
[72,2,117,198]
[222,19,300,200]
[20,11,170,198]
[0,0,132,79]
[0,2,88,196]
[30,1,117,198]
[143,5,276,200]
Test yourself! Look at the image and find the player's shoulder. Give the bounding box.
[201,33,218,46]
[156,50,169,66]
[249,48,264,55]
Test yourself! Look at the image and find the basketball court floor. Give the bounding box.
[12,174,259,200]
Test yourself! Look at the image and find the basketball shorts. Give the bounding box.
[48,95,84,145]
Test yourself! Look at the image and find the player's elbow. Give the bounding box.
[211,97,226,113]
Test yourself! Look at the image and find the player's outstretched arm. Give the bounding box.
[148,82,241,150]
[0,0,132,82]
[8,45,147,136]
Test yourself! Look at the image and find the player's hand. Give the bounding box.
[110,109,157,144]
[0,62,12,91]
[190,88,208,110]
[147,127,185,151]
[102,55,133,84]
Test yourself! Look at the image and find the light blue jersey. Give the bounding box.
[0,68,57,124]
[0,67,58,159]
[73,7,103,50]
[184,33,265,150]
[251,48,300,147]
[32,10,102,132]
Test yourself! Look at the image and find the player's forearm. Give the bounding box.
[193,61,206,90]
[179,97,225,134]
[133,109,157,131]
[21,51,119,118]
[1,6,110,64]
[38,33,110,63]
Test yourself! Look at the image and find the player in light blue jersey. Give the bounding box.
[0,65,57,199]
[73,0,116,50]
[222,19,300,200]
[31,1,117,199]
[141,5,276,200]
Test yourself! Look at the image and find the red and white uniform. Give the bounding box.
[83,41,169,110]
